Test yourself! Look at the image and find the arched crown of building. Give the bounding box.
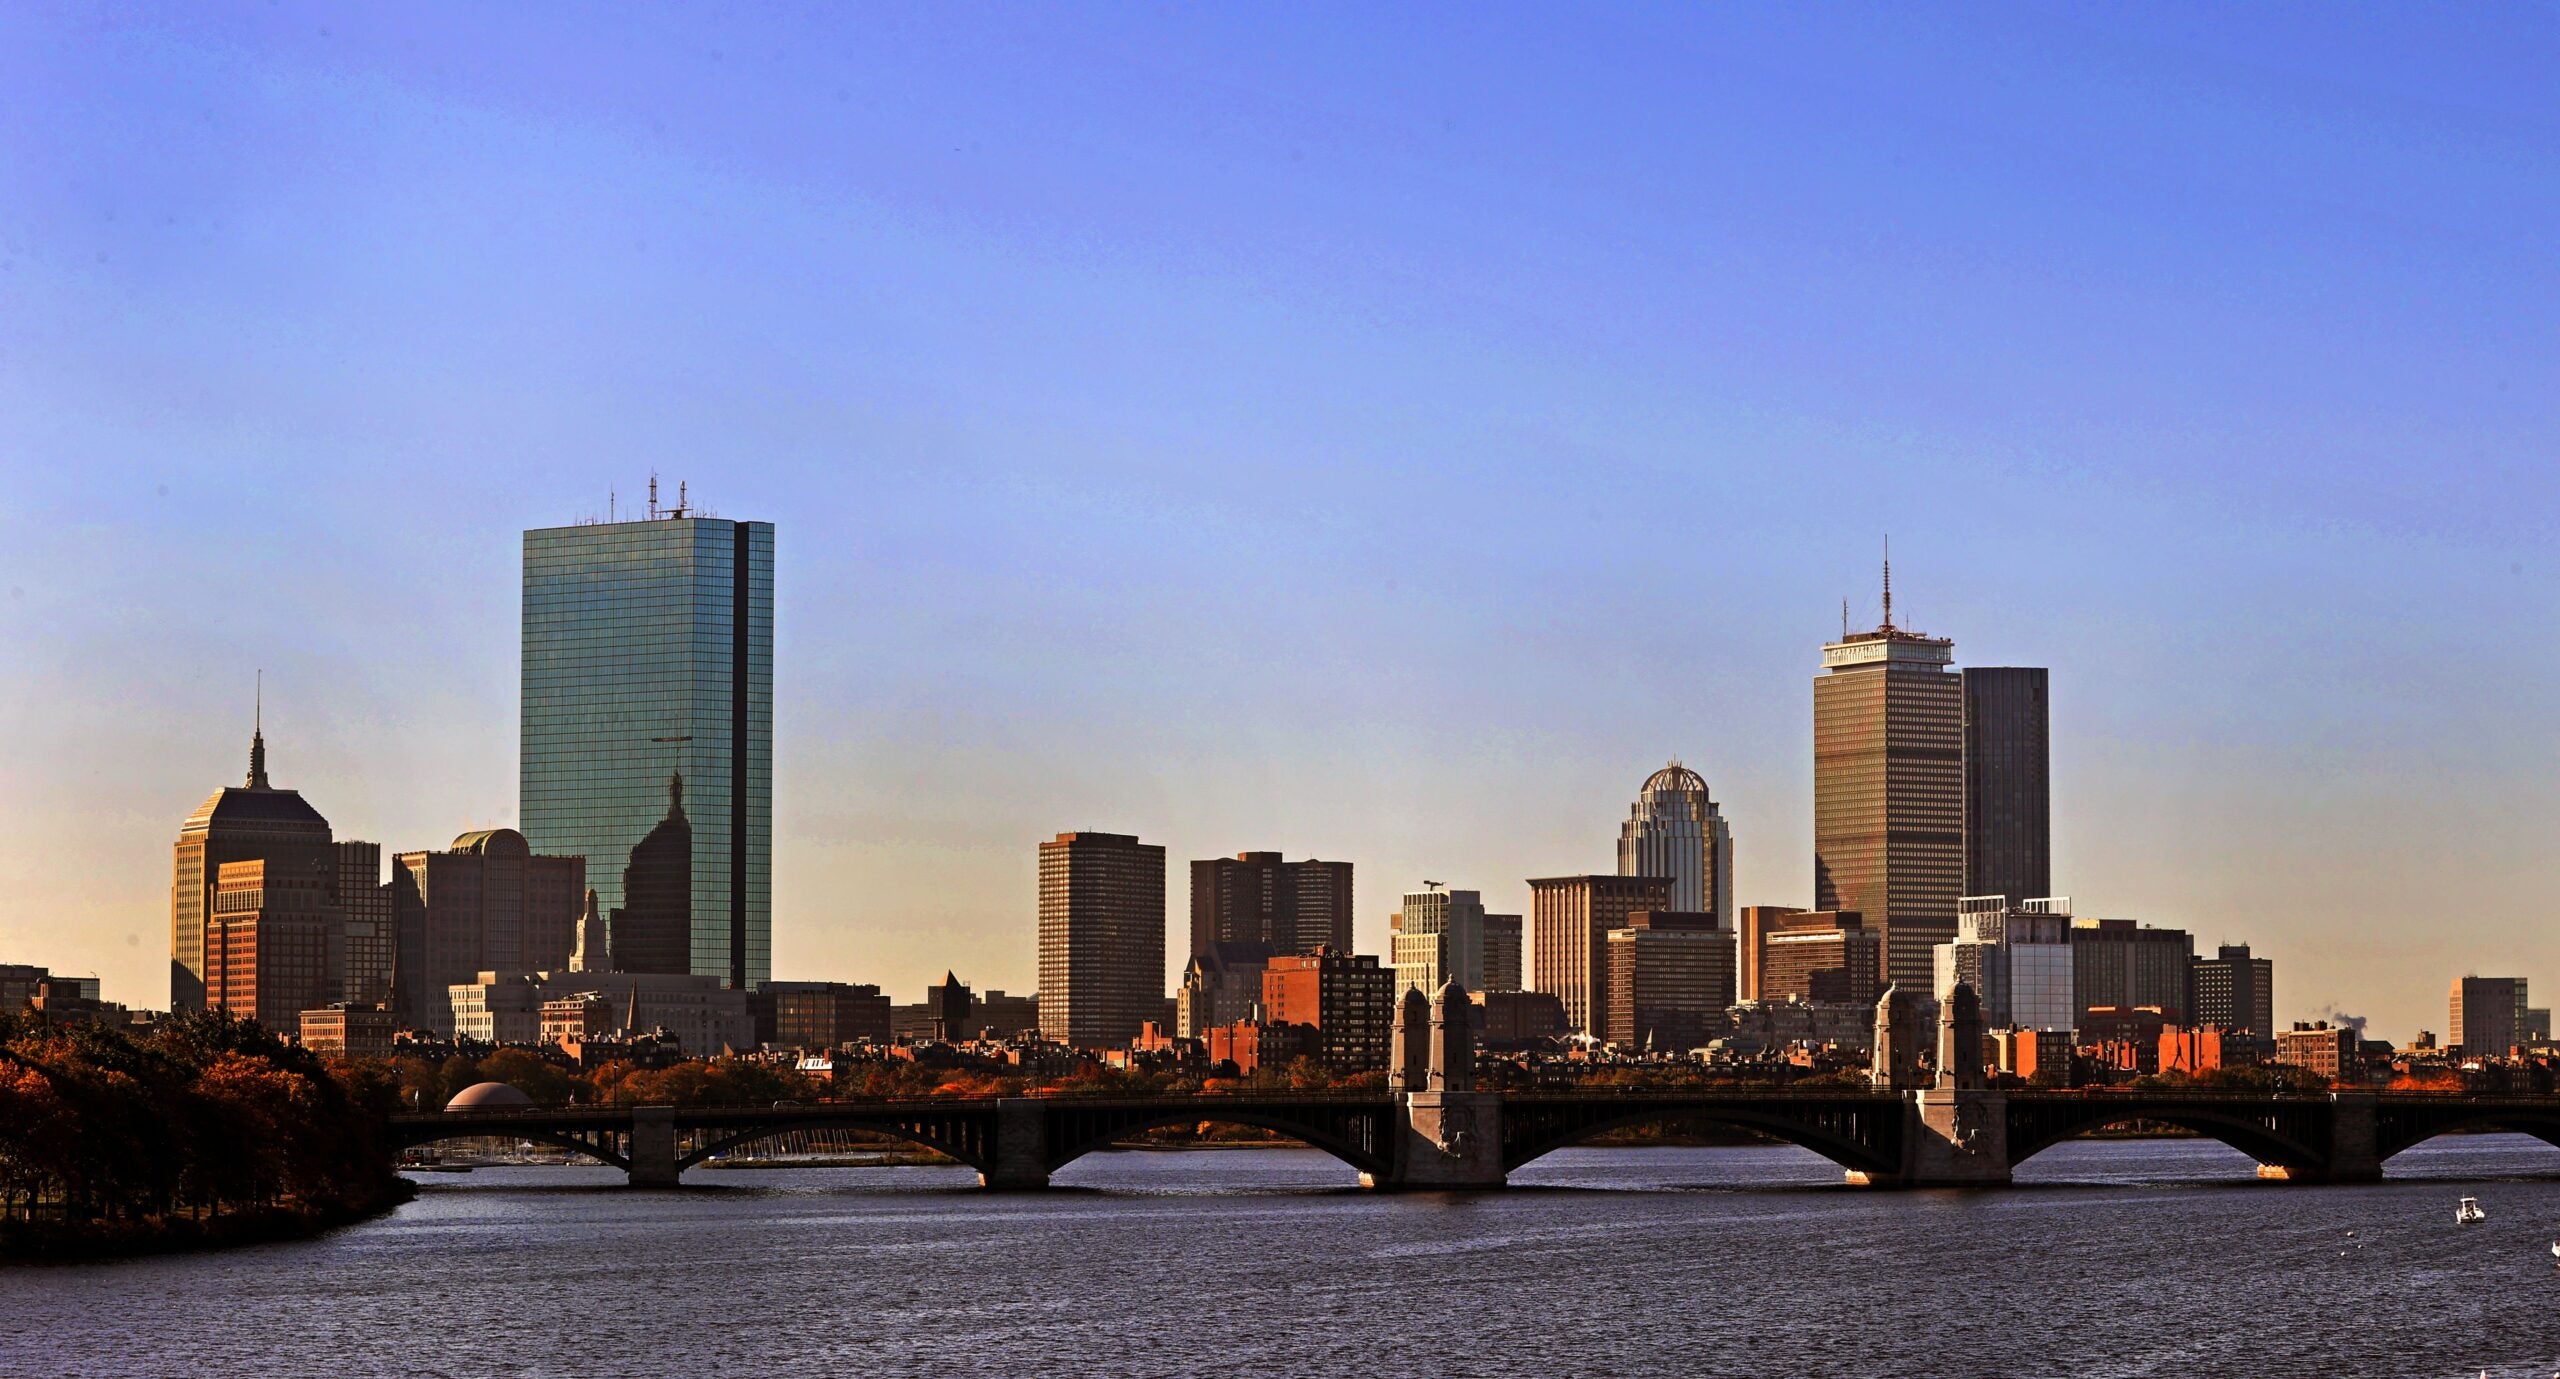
[451,827,531,857]
[1639,760,1710,798]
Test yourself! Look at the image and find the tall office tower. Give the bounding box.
[2450,976,2530,1057]
[2191,944,2275,1038]
[1482,913,1523,992]
[1526,874,1674,1035]
[1601,912,1736,1049]
[1736,905,1807,1001]
[1616,762,1734,927]
[1815,569,1963,993]
[1188,853,1354,957]
[1961,668,2051,902]
[1037,831,1167,1047]
[1393,888,1490,996]
[1755,910,1884,1004]
[390,829,586,1030]
[522,502,774,991]
[2070,918,2195,1025]
[1933,896,2074,1033]
[334,841,394,1006]
[205,857,339,1030]
[171,720,337,1010]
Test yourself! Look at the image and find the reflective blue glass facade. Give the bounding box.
[522,517,773,990]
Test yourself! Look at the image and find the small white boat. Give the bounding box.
[2455,1195,2486,1225]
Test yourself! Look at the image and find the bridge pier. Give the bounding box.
[628,1105,681,1188]
[2258,1093,2383,1183]
[1365,1091,1506,1190]
[1845,1089,2013,1189]
[980,1097,1052,1190]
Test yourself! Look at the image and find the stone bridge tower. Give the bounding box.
[1371,978,1505,1189]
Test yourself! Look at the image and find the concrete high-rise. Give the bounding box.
[2192,944,2275,1039]
[1961,668,2050,902]
[1527,874,1673,1035]
[171,721,337,1010]
[1755,911,1884,1005]
[1188,852,1354,957]
[205,856,338,1030]
[1934,896,2074,1034]
[334,841,393,1006]
[1392,888,1496,997]
[2451,976,2529,1057]
[2070,918,2195,1026]
[1814,573,1963,993]
[1037,831,1167,1047]
[521,501,774,991]
[391,828,587,1031]
[1616,762,1734,927]
[1601,912,1736,1049]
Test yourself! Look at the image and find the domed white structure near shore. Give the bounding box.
[444,1081,535,1112]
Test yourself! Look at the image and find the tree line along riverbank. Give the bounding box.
[0,1010,413,1263]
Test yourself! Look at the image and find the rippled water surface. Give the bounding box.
[15,1134,2560,1377]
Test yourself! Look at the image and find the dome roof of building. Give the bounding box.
[1640,761,1709,797]
[444,1081,536,1112]
[450,828,530,856]
[180,784,332,837]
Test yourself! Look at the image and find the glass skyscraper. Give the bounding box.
[522,513,773,991]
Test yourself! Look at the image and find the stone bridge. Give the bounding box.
[387,984,2560,1190]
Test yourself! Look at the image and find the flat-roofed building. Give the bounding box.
[1261,947,1392,1072]
[1600,911,1735,1049]
[1814,590,1963,994]
[2276,1021,2361,1081]
[2071,918,2195,1026]
[2193,945,2275,1039]
[1528,874,1674,1035]
[1934,895,2073,1034]
[770,981,893,1049]
[1039,831,1167,1048]
[1189,853,1353,957]
[1737,905,1807,1001]
[1756,911,1882,1006]
[1393,888,1489,997]
[299,1002,397,1060]
[1483,914,1523,992]
[207,857,339,1031]
[2451,976,2529,1058]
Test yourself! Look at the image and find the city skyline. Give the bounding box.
[5,7,2556,1043]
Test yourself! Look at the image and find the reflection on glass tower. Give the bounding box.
[611,773,695,975]
[521,502,773,990]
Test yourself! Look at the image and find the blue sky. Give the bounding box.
[2,3,2553,1037]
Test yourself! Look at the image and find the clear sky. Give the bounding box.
[2,4,2553,1040]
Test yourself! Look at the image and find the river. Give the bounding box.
[13,1133,2560,1377]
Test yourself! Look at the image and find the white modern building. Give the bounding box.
[1617,761,1734,927]
[1934,895,2075,1034]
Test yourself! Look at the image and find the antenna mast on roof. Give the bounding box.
[1881,535,1893,631]
[648,472,660,520]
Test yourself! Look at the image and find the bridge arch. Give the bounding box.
[2005,1106,2323,1175]
[676,1116,992,1174]
[1500,1102,1904,1177]
[392,1126,634,1173]
[1041,1104,1392,1178]
[2374,1105,2560,1166]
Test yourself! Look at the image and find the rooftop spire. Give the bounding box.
[246,670,270,789]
